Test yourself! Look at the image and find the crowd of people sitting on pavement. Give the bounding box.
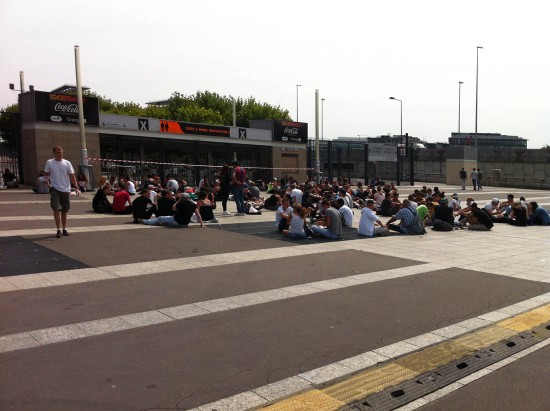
[89,167,550,235]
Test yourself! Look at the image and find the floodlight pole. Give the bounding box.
[74,45,87,165]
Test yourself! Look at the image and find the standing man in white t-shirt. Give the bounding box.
[44,146,79,238]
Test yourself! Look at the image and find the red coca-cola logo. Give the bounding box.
[54,103,79,114]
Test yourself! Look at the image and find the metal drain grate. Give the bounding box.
[531,320,550,340]
[346,332,540,411]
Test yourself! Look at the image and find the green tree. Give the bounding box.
[0,103,19,146]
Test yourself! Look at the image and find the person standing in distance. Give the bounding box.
[459,168,467,190]
[44,146,79,238]
[231,160,246,216]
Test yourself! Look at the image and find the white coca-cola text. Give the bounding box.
[54,103,79,114]
[284,127,299,135]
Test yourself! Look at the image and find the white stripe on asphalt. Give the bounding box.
[0,263,446,353]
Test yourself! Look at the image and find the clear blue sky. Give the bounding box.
[1,0,548,147]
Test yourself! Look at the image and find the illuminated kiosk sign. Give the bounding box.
[159,120,230,137]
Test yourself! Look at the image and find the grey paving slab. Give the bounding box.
[252,376,312,402]
[299,363,353,384]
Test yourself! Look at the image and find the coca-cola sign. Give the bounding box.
[34,91,99,126]
[273,120,307,144]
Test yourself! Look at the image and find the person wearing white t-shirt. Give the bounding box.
[275,197,293,231]
[290,184,303,205]
[44,146,79,238]
[336,198,354,227]
[358,199,389,237]
[373,187,385,208]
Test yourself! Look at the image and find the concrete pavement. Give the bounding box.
[1,183,549,410]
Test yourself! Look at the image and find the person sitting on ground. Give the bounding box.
[92,183,113,213]
[267,178,280,193]
[156,189,176,217]
[449,193,461,212]
[485,198,511,223]
[275,197,293,231]
[373,186,385,209]
[112,186,133,214]
[126,177,137,196]
[246,181,261,201]
[358,199,389,237]
[378,193,393,216]
[2,168,18,188]
[264,192,282,211]
[140,192,203,227]
[290,183,303,206]
[498,194,515,215]
[456,197,475,226]
[529,202,550,225]
[77,172,88,192]
[336,197,354,227]
[32,171,50,194]
[282,203,308,240]
[407,194,419,210]
[509,202,528,227]
[464,202,493,230]
[432,197,455,226]
[415,202,430,225]
[132,188,156,223]
[311,199,343,239]
[195,190,218,223]
[166,174,179,193]
[385,199,425,235]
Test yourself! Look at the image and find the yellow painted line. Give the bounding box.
[260,303,550,411]
[323,363,417,404]
[261,389,345,411]
[453,325,517,350]
[498,304,550,332]
[394,341,473,374]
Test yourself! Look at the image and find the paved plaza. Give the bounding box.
[1,183,549,411]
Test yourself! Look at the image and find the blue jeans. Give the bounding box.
[288,231,307,239]
[142,216,184,227]
[311,225,340,239]
[232,185,245,214]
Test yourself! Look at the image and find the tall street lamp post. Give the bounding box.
[321,98,325,141]
[389,96,403,185]
[475,46,483,148]
[296,84,302,121]
[458,81,463,133]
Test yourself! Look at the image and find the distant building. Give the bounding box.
[337,135,426,148]
[449,132,527,149]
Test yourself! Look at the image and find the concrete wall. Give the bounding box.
[271,146,308,182]
[21,123,100,186]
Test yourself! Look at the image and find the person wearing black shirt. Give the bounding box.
[378,193,393,217]
[156,189,176,216]
[140,193,203,227]
[132,189,156,223]
[92,185,112,213]
[433,198,455,225]
[466,202,493,230]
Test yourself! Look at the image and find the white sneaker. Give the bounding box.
[222,211,232,216]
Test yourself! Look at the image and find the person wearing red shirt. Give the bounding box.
[112,187,132,214]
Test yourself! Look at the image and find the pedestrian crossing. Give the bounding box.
[1,185,550,410]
